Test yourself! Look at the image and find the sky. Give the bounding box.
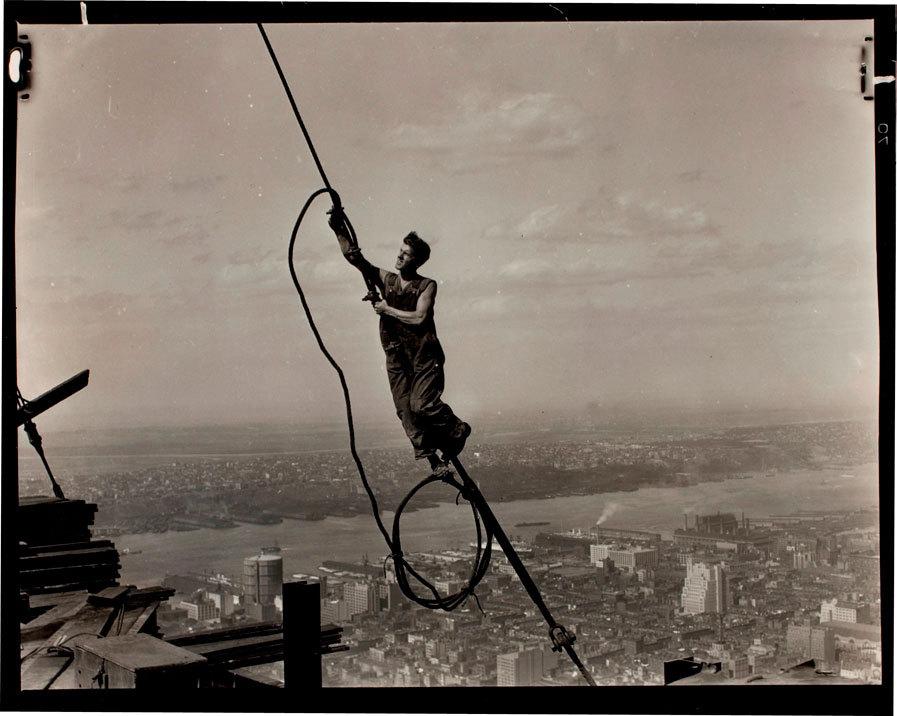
[13,18,880,433]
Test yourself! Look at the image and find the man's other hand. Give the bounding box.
[372,301,389,315]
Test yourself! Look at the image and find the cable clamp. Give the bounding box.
[549,624,576,652]
[382,551,404,578]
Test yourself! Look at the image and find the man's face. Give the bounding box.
[395,243,417,271]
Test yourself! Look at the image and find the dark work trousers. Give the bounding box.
[384,339,462,460]
[379,273,463,460]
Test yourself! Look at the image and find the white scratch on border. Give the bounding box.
[548,4,569,22]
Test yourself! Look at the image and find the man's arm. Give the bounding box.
[373,281,436,326]
[329,208,386,287]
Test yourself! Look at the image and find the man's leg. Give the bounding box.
[409,353,470,459]
[385,346,433,461]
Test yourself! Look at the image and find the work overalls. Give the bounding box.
[379,272,463,460]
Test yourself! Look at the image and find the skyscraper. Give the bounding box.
[680,558,728,614]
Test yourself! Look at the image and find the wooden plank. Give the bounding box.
[321,644,350,655]
[20,593,90,641]
[47,663,80,690]
[165,622,282,646]
[16,499,98,547]
[21,603,119,688]
[18,495,64,507]
[121,602,159,635]
[25,590,89,610]
[179,633,283,658]
[20,651,73,691]
[41,602,120,648]
[20,548,121,571]
[124,586,175,603]
[19,540,114,556]
[224,667,282,688]
[19,563,121,586]
[17,497,95,512]
[18,531,95,549]
[87,586,132,606]
[25,578,120,596]
[20,545,118,561]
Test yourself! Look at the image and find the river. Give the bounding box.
[116,463,879,587]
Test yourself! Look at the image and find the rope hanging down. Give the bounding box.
[258,23,596,686]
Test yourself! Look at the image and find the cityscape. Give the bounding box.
[18,418,882,687]
[153,504,881,687]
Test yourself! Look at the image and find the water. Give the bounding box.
[116,463,879,586]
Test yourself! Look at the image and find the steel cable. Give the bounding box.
[262,24,596,683]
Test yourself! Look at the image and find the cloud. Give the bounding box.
[168,174,226,193]
[99,208,183,233]
[588,193,717,240]
[33,289,137,324]
[218,246,285,291]
[497,257,552,279]
[385,91,594,171]
[227,247,279,267]
[459,294,513,317]
[162,227,209,247]
[485,192,719,250]
[110,174,147,194]
[484,205,566,241]
[312,258,354,284]
[17,274,88,309]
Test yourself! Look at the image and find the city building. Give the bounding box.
[376,581,406,612]
[591,526,661,543]
[496,645,559,686]
[786,625,836,664]
[178,590,218,622]
[847,554,880,577]
[820,598,870,624]
[726,655,750,679]
[321,598,351,623]
[680,559,728,614]
[208,587,236,617]
[692,513,739,534]
[673,513,775,555]
[825,621,882,663]
[792,547,815,569]
[343,580,378,617]
[590,544,658,573]
[244,600,277,622]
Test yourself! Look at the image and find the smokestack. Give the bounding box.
[684,514,688,530]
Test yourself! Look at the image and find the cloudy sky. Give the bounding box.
[14,18,879,432]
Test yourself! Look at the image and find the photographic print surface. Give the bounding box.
[12,9,882,700]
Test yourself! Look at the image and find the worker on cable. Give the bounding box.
[328,207,471,475]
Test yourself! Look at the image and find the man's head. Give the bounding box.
[396,231,431,270]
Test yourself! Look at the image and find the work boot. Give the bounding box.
[428,454,452,478]
[441,421,471,460]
